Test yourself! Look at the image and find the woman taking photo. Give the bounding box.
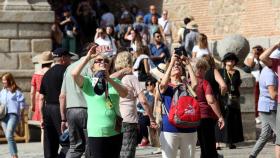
[219,52,244,149]
[158,53,197,158]
[72,45,128,158]
[1,72,26,158]
[124,27,144,53]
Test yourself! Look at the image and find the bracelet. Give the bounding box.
[61,120,67,122]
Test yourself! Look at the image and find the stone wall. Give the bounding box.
[161,0,280,41]
[0,0,54,105]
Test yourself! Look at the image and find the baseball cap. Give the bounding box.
[52,48,74,57]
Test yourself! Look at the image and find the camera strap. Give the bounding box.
[104,83,113,109]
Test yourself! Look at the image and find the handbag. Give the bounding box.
[0,103,7,120]
[0,91,8,120]
[224,94,240,109]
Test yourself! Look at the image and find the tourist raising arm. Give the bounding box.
[260,41,280,66]
[160,53,197,93]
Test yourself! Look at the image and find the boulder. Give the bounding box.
[217,34,250,65]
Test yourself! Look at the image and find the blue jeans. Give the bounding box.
[1,113,19,156]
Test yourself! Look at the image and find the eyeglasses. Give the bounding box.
[94,58,109,64]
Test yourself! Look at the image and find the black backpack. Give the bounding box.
[182,27,190,44]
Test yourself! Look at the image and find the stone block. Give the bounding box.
[248,37,269,50]
[0,11,54,23]
[16,78,31,93]
[0,70,34,78]
[0,39,9,52]
[269,36,280,47]
[19,53,33,69]
[19,24,51,38]
[31,39,52,53]
[241,112,256,140]
[23,92,31,107]
[0,23,17,38]
[11,39,30,52]
[0,53,18,69]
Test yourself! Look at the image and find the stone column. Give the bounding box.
[2,0,31,10]
[0,0,54,104]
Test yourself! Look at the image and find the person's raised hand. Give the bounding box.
[170,53,179,65]
[127,26,132,32]
[86,44,99,60]
[181,55,191,66]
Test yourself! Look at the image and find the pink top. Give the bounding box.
[31,73,44,121]
[31,74,44,92]
[271,59,280,103]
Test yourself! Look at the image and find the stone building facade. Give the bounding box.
[0,0,54,104]
[106,0,280,48]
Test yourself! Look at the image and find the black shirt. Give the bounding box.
[205,68,220,97]
[40,64,67,104]
[219,68,242,97]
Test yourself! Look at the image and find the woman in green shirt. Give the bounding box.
[72,44,128,158]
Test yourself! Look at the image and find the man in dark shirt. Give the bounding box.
[39,48,73,158]
[149,31,170,66]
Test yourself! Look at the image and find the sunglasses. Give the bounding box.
[146,83,154,87]
[94,58,109,64]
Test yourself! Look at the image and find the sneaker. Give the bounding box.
[255,117,261,124]
[152,148,162,154]
[249,155,256,158]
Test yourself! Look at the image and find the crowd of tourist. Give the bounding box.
[2,1,280,158]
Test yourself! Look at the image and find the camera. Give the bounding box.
[127,47,134,53]
[93,70,106,95]
[174,46,187,56]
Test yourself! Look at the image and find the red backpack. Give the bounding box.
[163,83,201,128]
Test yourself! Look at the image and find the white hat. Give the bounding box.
[186,21,198,30]
[150,63,167,81]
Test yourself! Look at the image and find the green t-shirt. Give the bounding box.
[82,76,121,137]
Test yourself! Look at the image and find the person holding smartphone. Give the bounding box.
[158,53,198,158]
[71,45,128,158]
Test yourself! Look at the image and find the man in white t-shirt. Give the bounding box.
[158,10,172,51]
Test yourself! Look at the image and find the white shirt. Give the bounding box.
[95,36,117,57]
[158,17,171,35]
[192,45,210,58]
[101,12,115,27]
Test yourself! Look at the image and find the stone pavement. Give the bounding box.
[0,141,275,158]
